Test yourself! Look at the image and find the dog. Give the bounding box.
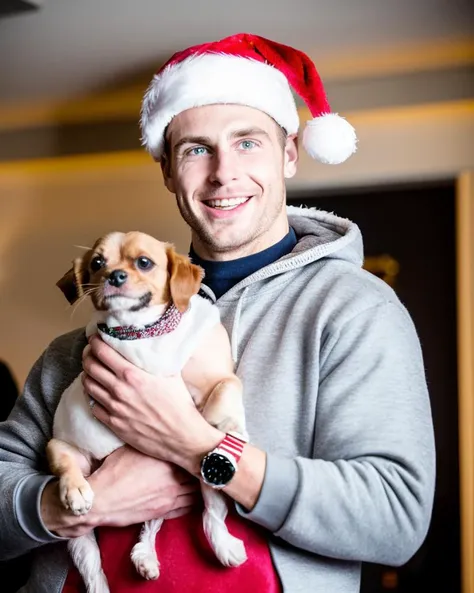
[48,231,248,593]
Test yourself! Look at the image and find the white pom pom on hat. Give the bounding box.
[303,113,358,165]
[141,33,357,165]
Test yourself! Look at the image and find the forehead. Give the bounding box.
[95,232,168,265]
[167,104,278,145]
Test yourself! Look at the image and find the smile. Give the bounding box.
[205,197,251,210]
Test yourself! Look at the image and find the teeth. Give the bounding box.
[207,197,249,209]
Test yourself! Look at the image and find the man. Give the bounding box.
[0,33,435,592]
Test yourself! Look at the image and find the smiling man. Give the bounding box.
[0,33,435,593]
[162,105,295,260]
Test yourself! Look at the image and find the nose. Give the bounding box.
[208,149,239,186]
[108,269,128,287]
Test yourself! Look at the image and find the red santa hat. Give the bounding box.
[140,33,357,165]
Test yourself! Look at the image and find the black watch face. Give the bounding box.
[201,452,236,486]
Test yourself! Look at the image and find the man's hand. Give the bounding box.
[41,446,200,538]
[82,335,223,473]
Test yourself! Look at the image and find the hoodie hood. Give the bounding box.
[209,205,365,362]
[216,205,364,302]
[287,205,364,267]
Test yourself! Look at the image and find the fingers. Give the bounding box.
[89,400,110,427]
[178,476,200,488]
[177,492,202,509]
[171,464,198,486]
[88,335,132,379]
[177,481,200,495]
[165,507,192,520]
[165,492,201,519]
[82,372,110,402]
[82,345,119,393]
[81,371,113,426]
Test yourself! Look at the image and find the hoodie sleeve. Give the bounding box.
[0,333,81,560]
[238,301,436,566]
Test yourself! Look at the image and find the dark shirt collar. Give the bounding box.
[189,227,297,299]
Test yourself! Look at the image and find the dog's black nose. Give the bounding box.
[108,269,128,287]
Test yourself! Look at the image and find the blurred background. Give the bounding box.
[0,1,473,592]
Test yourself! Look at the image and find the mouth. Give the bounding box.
[201,196,252,216]
[103,291,152,312]
[201,196,253,220]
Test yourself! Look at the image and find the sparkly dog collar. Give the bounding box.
[97,304,183,341]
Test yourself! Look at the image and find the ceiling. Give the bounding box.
[0,0,472,104]
[0,0,39,18]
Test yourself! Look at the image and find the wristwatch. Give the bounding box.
[200,432,247,489]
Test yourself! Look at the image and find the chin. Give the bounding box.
[103,295,140,312]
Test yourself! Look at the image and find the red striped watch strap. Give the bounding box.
[217,433,246,463]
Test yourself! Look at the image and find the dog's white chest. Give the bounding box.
[52,295,220,461]
[53,373,124,460]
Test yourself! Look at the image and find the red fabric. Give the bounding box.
[160,32,330,118]
[62,505,281,592]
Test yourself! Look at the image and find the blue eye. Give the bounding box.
[240,140,256,150]
[189,146,208,156]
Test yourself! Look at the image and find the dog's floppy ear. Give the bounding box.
[56,253,91,305]
[166,246,204,313]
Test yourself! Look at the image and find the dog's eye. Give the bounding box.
[90,255,105,272]
[135,256,154,271]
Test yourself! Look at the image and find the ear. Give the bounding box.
[56,253,91,305]
[160,155,175,193]
[283,134,299,179]
[166,247,204,313]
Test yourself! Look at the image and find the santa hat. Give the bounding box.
[140,33,357,165]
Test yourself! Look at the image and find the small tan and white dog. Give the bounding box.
[48,231,248,593]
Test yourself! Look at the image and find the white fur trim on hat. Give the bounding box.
[140,53,300,158]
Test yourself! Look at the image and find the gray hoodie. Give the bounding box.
[0,206,435,592]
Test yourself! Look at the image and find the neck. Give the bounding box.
[192,218,289,262]
[91,303,169,329]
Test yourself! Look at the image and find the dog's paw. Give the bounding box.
[214,418,242,436]
[59,478,94,515]
[215,534,247,567]
[131,542,160,580]
[86,571,110,593]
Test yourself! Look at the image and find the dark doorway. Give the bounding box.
[288,180,460,593]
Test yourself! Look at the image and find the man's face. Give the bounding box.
[162,104,298,260]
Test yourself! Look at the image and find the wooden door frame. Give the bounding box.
[456,172,474,593]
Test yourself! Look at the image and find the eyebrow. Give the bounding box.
[172,127,271,153]
[231,127,271,141]
[173,135,212,153]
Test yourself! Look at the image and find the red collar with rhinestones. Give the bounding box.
[97,304,183,341]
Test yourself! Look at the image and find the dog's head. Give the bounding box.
[56,232,204,313]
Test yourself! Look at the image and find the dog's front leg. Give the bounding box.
[46,438,94,515]
[200,376,248,567]
[200,375,248,439]
[201,485,247,567]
